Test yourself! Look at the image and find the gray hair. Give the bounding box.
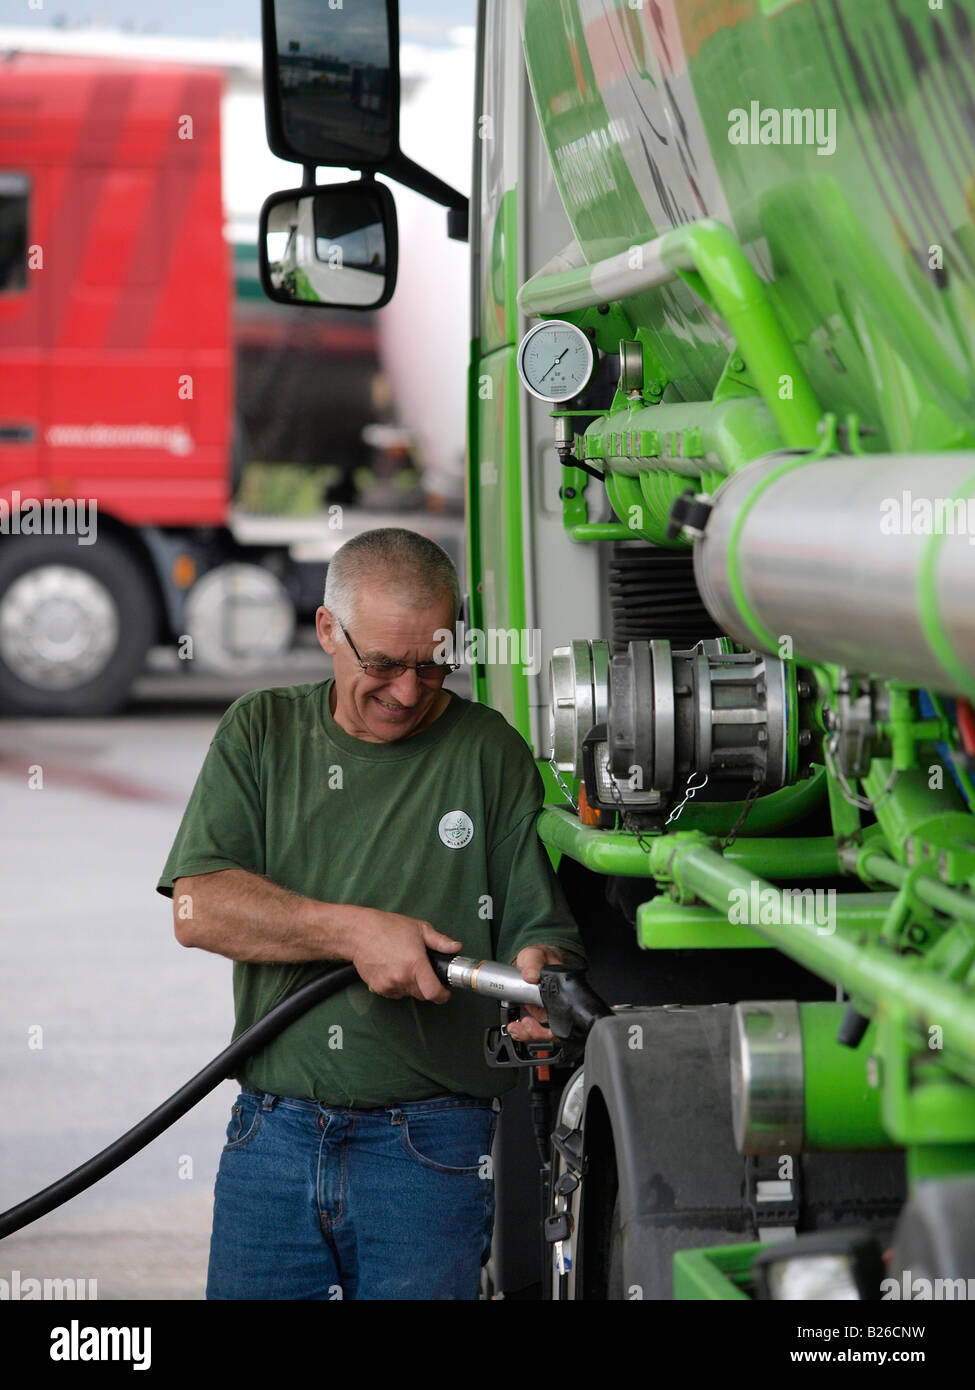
[323,528,461,637]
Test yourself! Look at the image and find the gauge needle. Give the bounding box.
[539,348,570,383]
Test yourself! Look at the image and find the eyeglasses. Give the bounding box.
[340,624,460,682]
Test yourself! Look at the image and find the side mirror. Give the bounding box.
[262,0,399,168]
[261,0,468,244]
[259,181,398,311]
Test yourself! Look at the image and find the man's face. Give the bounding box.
[316,583,457,744]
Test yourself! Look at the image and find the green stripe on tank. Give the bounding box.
[784,657,799,783]
[916,469,975,702]
[726,454,818,654]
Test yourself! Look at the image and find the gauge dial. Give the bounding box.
[517,320,596,403]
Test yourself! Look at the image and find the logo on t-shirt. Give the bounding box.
[438,810,474,849]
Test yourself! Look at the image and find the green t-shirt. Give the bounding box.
[157,679,586,1106]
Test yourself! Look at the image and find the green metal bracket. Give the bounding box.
[558,463,592,536]
[800,1006,893,1149]
[877,859,947,948]
[712,349,759,406]
[637,890,888,950]
[875,1001,975,1146]
[572,302,634,358]
[637,899,772,948]
[876,684,955,773]
[634,327,669,403]
[862,759,975,882]
[825,757,863,845]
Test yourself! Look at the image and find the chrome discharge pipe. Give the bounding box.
[692,451,975,697]
[434,954,544,1007]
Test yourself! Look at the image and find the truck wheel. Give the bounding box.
[0,535,157,716]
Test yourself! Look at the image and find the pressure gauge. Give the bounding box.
[517,320,596,403]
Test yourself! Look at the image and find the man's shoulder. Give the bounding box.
[214,682,327,739]
[448,699,543,804]
[448,695,534,755]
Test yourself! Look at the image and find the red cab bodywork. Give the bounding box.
[0,55,232,526]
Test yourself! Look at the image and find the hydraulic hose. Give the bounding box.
[0,963,358,1241]
[1,952,612,1241]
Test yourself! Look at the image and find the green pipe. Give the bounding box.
[724,451,822,654]
[715,836,840,877]
[857,850,975,928]
[566,522,633,543]
[538,769,828,875]
[659,221,822,450]
[800,1005,891,1149]
[538,812,839,879]
[648,835,975,1071]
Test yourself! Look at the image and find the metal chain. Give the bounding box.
[823,744,899,812]
[548,757,579,813]
[608,769,658,855]
[719,776,764,849]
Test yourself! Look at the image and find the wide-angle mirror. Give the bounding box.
[260,182,398,310]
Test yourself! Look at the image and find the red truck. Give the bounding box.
[0,51,382,715]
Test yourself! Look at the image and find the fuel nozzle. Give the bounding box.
[538,963,615,1047]
[428,951,613,1068]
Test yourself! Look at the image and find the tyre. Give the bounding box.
[0,533,158,716]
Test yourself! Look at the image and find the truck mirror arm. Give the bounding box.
[384,152,469,242]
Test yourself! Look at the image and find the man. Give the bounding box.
[157,528,587,1300]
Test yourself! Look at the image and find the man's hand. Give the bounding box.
[506,944,566,1044]
[348,907,461,1004]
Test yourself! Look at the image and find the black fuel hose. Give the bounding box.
[0,963,358,1241]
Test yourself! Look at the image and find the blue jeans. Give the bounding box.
[206,1088,499,1300]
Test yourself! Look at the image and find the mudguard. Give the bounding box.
[581,1005,747,1299]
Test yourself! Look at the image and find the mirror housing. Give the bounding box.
[262,0,399,168]
[261,0,469,244]
[259,180,398,311]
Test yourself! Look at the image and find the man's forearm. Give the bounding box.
[172,868,356,964]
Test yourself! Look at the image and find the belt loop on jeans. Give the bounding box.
[260,1092,278,1112]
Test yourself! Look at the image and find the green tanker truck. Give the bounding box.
[258,0,975,1301]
